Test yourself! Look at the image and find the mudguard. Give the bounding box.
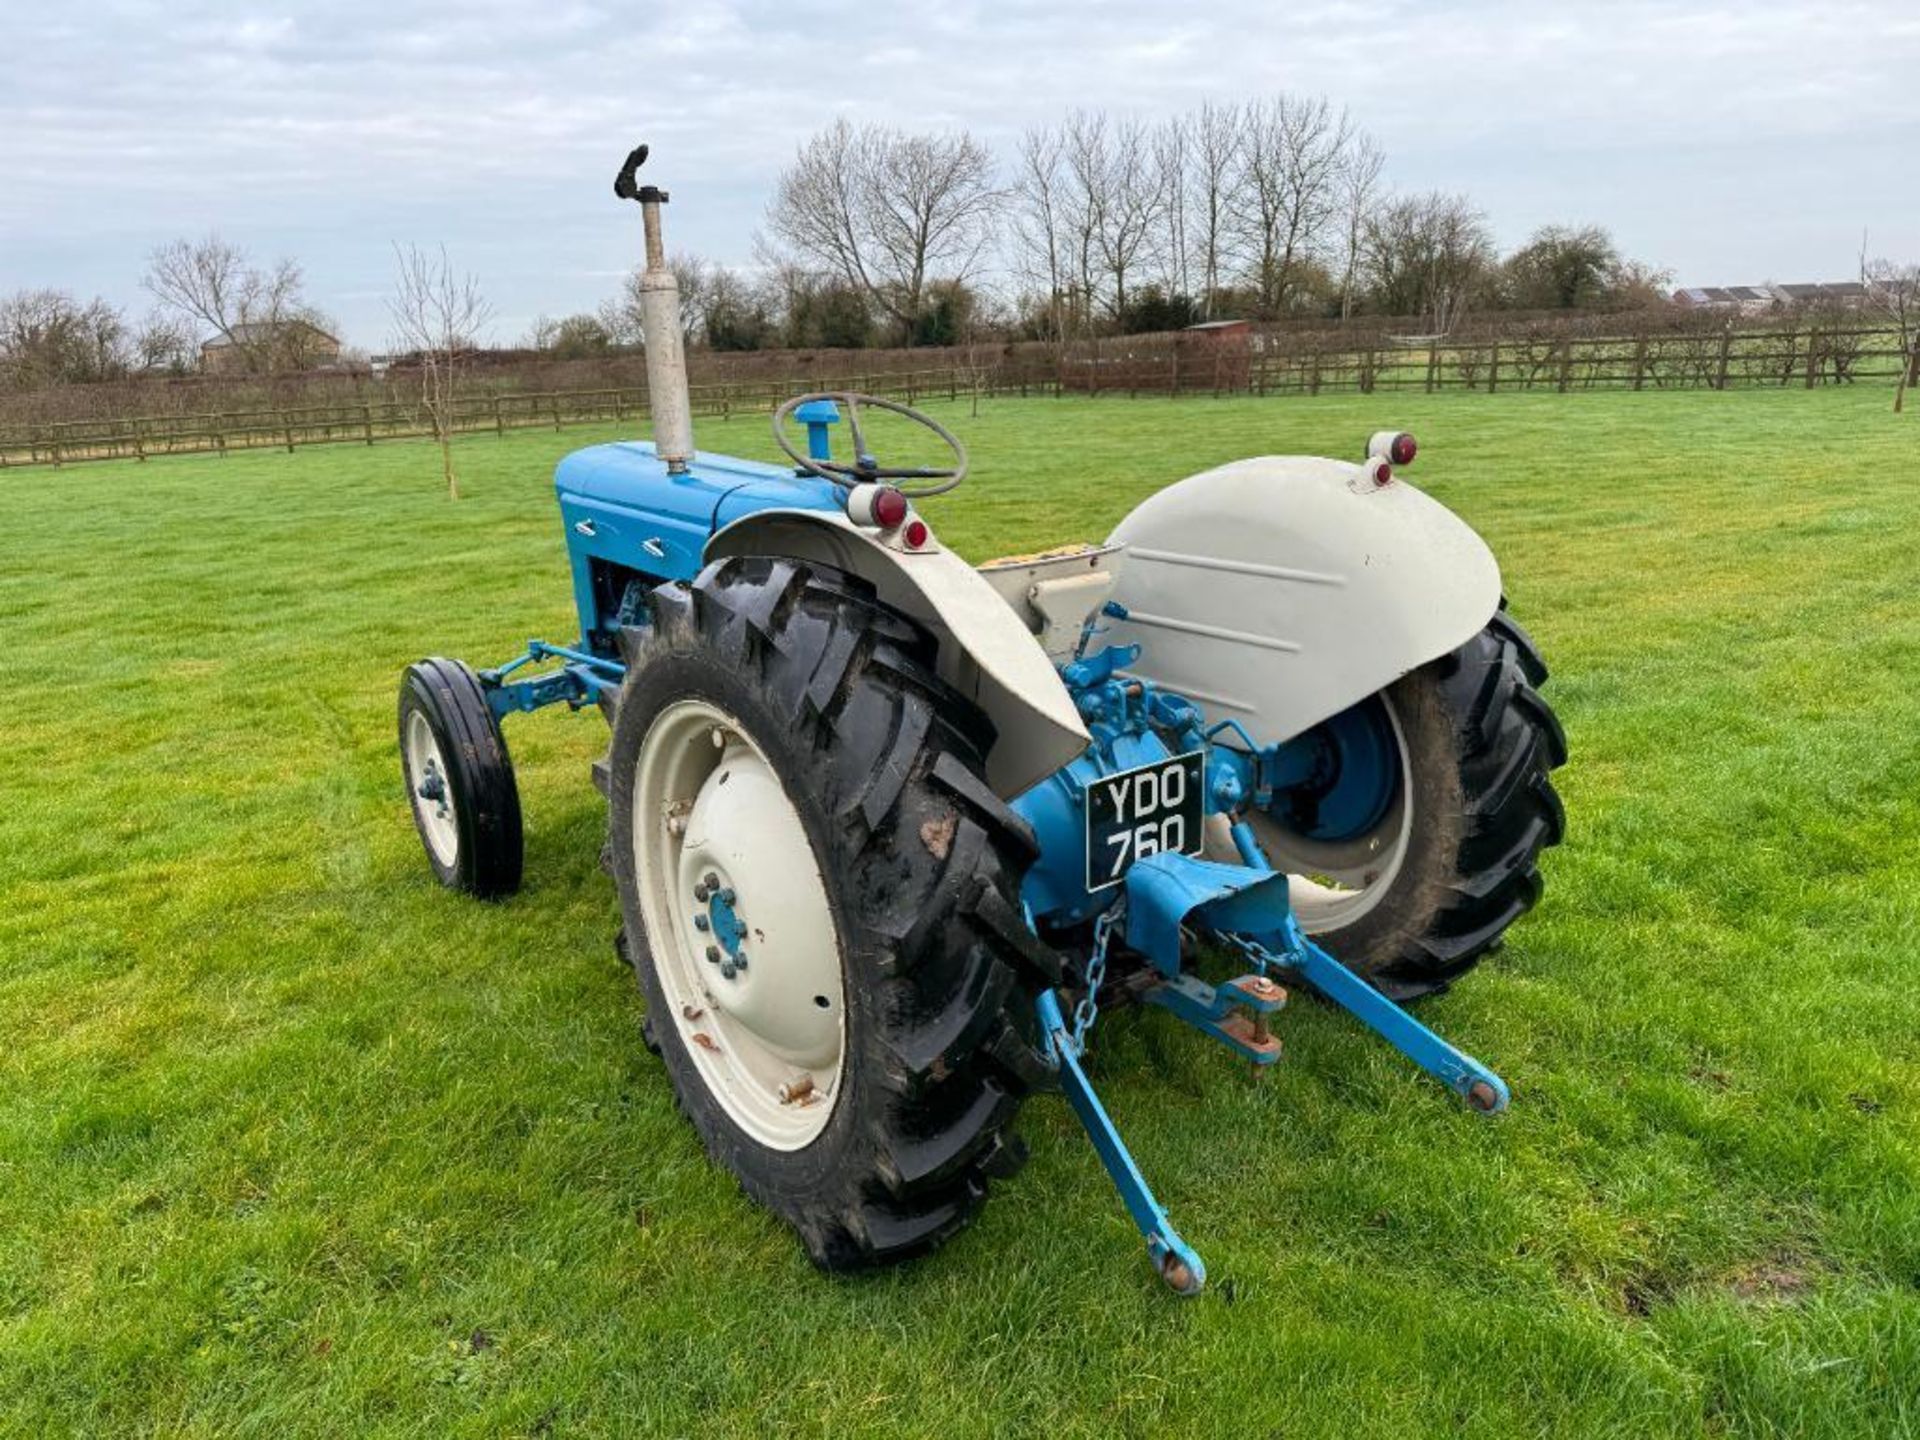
[1104,456,1502,746]
[706,510,1090,798]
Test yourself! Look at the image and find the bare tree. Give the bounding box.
[769,119,999,344]
[1360,192,1496,332]
[1336,131,1385,321]
[143,235,331,372]
[387,243,492,500]
[1187,101,1243,318]
[1863,255,1920,412]
[601,253,712,347]
[1008,125,1074,343]
[1235,95,1353,317]
[132,311,196,374]
[0,289,130,389]
[1154,115,1190,303]
[1060,111,1164,324]
[524,314,561,352]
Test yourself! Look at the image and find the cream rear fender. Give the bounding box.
[1104,456,1503,748]
[705,510,1090,798]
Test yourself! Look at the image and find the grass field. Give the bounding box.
[2,388,1917,1438]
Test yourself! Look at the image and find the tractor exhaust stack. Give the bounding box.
[614,144,695,473]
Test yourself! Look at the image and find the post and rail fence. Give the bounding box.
[3,323,1912,470]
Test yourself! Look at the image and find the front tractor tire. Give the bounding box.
[1254,611,1567,1000]
[398,658,524,898]
[606,556,1059,1271]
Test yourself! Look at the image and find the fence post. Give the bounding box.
[1804,332,1819,389]
[1631,336,1649,392]
[362,404,375,445]
[1425,345,1438,394]
[1557,340,1573,393]
[283,414,295,453]
[552,394,562,431]
[1716,330,1733,390]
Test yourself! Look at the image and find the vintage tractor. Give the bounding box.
[397,145,1566,1293]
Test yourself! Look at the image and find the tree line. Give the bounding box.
[0,239,342,392]
[6,92,1918,397]
[528,101,1677,357]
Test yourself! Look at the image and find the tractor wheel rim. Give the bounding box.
[632,699,845,1151]
[1250,695,1413,932]
[405,710,459,867]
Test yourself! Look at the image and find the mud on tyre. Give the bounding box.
[605,555,1060,1269]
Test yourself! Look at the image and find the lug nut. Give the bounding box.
[718,888,736,906]
[778,1074,816,1105]
[719,962,737,980]
[693,915,710,932]
[703,872,720,891]
[733,951,749,971]
[705,946,721,964]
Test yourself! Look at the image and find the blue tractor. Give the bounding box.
[397,146,1566,1292]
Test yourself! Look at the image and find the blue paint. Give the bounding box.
[1278,928,1510,1112]
[707,887,747,958]
[553,441,844,645]
[1261,697,1401,844]
[1121,850,1296,976]
[1037,988,1206,1294]
[793,397,841,462]
[1140,971,1288,1065]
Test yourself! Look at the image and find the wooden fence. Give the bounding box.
[3,325,1911,469]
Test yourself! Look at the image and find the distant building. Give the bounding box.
[1182,318,1251,339]
[1672,282,1870,312]
[200,320,341,374]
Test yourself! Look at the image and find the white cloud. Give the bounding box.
[1,0,1914,343]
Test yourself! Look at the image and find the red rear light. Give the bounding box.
[871,486,909,530]
[1370,459,1392,487]
[1389,433,1417,466]
[903,518,930,550]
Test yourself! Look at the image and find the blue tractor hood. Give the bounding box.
[553,440,843,642]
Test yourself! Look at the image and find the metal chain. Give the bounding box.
[1072,906,1120,1051]
[1221,929,1283,975]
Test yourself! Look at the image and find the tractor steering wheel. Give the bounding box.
[771,392,968,499]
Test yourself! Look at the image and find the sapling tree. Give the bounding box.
[387,243,492,499]
[1863,257,1920,413]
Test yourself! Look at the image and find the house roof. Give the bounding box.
[1674,281,1867,306]
[202,319,340,349]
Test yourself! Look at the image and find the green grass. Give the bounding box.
[2,388,1917,1438]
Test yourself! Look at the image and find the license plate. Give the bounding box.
[1085,751,1206,892]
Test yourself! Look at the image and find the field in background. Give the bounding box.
[2,389,1916,1436]
[4,317,1912,469]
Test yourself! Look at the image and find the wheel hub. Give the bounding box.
[632,700,846,1150]
[1253,693,1413,932]
[404,711,458,866]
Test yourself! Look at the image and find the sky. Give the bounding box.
[3,0,1915,348]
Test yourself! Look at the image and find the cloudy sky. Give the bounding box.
[3,0,1914,346]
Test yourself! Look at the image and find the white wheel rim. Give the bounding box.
[1251,696,1414,932]
[632,699,845,1150]
[405,709,459,867]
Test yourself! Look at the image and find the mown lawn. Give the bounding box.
[1,387,1916,1438]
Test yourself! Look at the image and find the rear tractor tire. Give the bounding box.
[1252,610,1567,999]
[606,555,1060,1270]
[398,658,524,898]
